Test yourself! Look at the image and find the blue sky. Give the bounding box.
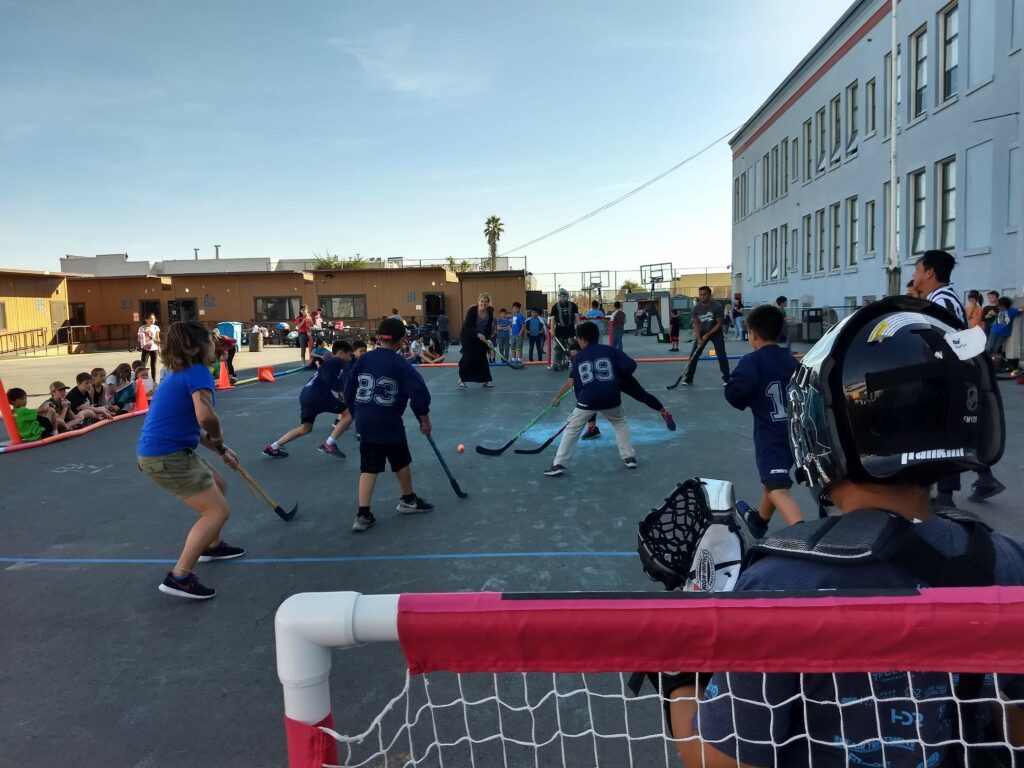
[0,0,851,280]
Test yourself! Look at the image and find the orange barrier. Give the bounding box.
[258,366,275,383]
[216,360,233,390]
[134,382,149,412]
[0,377,23,446]
[0,409,145,454]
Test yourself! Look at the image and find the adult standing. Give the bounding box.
[912,249,1005,504]
[138,314,161,381]
[609,301,626,350]
[294,305,313,364]
[458,293,495,388]
[436,310,450,352]
[634,305,646,336]
[775,295,792,353]
[679,286,731,386]
[731,295,746,340]
[549,288,580,369]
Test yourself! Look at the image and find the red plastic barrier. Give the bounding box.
[0,377,23,446]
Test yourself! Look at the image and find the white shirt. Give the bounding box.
[138,324,160,351]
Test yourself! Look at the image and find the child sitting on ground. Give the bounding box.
[105,363,136,412]
[67,372,115,423]
[6,387,59,441]
[309,338,332,368]
[723,304,804,537]
[42,381,89,431]
[420,337,445,364]
[409,334,425,364]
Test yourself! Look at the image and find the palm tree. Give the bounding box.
[483,216,504,271]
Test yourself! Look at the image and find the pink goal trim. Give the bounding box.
[397,587,1024,675]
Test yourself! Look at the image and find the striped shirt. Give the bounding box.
[926,283,967,327]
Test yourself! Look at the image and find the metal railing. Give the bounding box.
[0,327,52,357]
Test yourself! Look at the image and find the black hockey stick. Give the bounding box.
[487,341,523,370]
[666,373,684,390]
[513,421,569,455]
[475,390,570,456]
[236,464,298,521]
[425,433,468,498]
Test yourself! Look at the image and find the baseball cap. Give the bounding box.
[49,381,68,393]
[377,317,407,341]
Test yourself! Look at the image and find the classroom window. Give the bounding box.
[791,137,799,181]
[865,199,876,252]
[910,168,927,255]
[762,153,770,205]
[816,109,827,172]
[320,294,367,319]
[789,226,798,272]
[830,95,842,162]
[772,146,779,201]
[830,202,842,269]
[770,228,779,281]
[781,224,790,274]
[846,81,859,151]
[847,195,859,267]
[816,208,826,271]
[803,214,812,273]
[803,119,813,180]
[762,232,769,284]
[940,3,958,101]
[865,78,876,133]
[781,139,789,195]
[911,27,927,118]
[254,296,301,322]
[938,156,956,250]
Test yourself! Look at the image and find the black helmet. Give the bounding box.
[788,296,1003,488]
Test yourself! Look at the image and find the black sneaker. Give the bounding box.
[318,441,346,459]
[738,500,767,539]
[197,541,246,562]
[582,425,601,440]
[544,464,566,477]
[396,495,434,514]
[968,478,1006,502]
[158,571,216,600]
[262,444,289,457]
[623,457,638,470]
[352,512,376,532]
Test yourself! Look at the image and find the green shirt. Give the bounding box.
[13,406,44,441]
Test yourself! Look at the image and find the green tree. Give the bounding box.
[621,280,642,294]
[312,250,343,270]
[483,215,504,271]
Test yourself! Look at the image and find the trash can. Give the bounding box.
[249,332,263,352]
[217,321,242,341]
[803,308,824,343]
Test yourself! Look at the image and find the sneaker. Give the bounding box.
[582,425,601,440]
[681,380,693,387]
[624,457,638,469]
[544,464,566,477]
[930,493,957,511]
[483,382,494,388]
[968,478,1006,503]
[458,381,467,388]
[262,444,289,457]
[158,571,216,600]
[352,512,376,532]
[660,409,676,431]
[738,500,768,539]
[318,441,346,459]
[197,541,246,562]
[396,495,434,514]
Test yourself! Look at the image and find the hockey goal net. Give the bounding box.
[275,588,1024,768]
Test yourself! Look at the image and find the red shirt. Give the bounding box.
[295,314,312,333]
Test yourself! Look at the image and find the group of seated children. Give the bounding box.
[398,334,445,365]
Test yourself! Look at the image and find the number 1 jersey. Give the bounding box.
[723,344,797,458]
[343,348,431,444]
[570,343,637,410]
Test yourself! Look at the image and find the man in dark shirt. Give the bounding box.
[679,286,730,386]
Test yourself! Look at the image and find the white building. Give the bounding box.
[730,0,1024,319]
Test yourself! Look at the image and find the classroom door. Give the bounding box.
[139,300,161,324]
[423,293,445,325]
[49,300,68,345]
[168,299,197,323]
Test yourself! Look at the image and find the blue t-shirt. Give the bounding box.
[510,312,526,336]
[585,309,605,338]
[301,355,349,408]
[570,342,636,410]
[137,363,215,457]
[343,348,430,444]
[990,306,1020,338]
[495,316,512,339]
[696,515,1024,768]
[724,344,797,460]
[526,315,546,336]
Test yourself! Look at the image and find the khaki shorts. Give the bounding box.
[138,449,215,500]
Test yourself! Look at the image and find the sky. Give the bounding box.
[0,0,853,282]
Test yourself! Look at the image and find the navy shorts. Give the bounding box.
[299,396,346,425]
[360,441,412,474]
[757,445,794,490]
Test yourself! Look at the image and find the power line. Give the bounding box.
[499,126,739,257]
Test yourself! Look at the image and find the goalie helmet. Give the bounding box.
[558,287,569,302]
[788,295,1004,488]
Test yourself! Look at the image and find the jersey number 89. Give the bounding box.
[576,358,614,384]
[355,374,398,406]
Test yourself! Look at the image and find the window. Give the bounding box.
[781,224,789,275]
[790,226,799,272]
[830,95,842,162]
[0,301,6,331]
[846,81,859,151]
[847,195,859,267]
[884,179,901,261]
[816,109,826,172]
[741,172,748,217]
[254,296,302,322]
[910,168,926,255]
[911,27,927,118]
[762,153,769,205]
[938,156,956,250]
[803,119,813,180]
[816,208,826,271]
[791,137,799,181]
[865,78,876,134]
[830,202,842,269]
[733,178,740,221]
[802,215,812,273]
[884,47,902,135]
[865,199,876,253]
[940,3,958,101]
[772,146,779,201]
[762,232,769,284]
[320,294,367,319]
[770,228,779,281]
[781,139,789,195]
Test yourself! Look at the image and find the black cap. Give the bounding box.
[377,317,407,341]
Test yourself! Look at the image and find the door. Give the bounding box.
[139,300,161,325]
[49,300,68,345]
[168,299,197,323]
[423,293,445,326]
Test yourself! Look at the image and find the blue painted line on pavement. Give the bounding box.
[0,551,635,566]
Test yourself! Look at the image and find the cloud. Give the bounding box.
[328,27,487,99]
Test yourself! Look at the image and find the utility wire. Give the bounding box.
[499,125,740,257]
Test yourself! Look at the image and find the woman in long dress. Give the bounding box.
[458,293,495,388]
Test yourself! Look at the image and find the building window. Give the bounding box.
[940,3,958,101]
[816,208,826,272]
[254,296,301,322]
[741,172,748,217]
[320,294,367,319]
[803,120,813,180]
[802,214,812,273]
[830,95,842,163]
[911,27,927,119]
[846,81,859,152]
[733,178,740,221]
[816,108,826,172]
[884,47,902,135]
[772,146,779,201]
[781,224,790,274]
[884,179,902,261]
[865,199,876,253]
[791,137,799,181]
[865,78,876,134]
[762,232,769,284]
[781,139,789,195]
[0,301,6,331]
[769,228,778,281]
[938,156,956,250]
[847,195,859,267]
[830,202,842,270]
[910,168,926,255]
[762,153,769,205]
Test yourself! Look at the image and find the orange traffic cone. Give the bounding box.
[134,381,149,412]
[216,359,233,390]
[257,366,275,383]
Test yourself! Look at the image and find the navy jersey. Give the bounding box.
[724,344,796,459]
[570,343,636,410]
[300,355,348,408]
[343,348,430,444]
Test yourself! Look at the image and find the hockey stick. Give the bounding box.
[513,420,569,455]
[666,373,684,390]
[487,341,523,369]
[425,433,468,498]
[235,464,298,521]
[475,389,570,456]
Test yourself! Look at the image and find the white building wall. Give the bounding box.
[730,0,1024,312]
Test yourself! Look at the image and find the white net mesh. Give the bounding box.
[320,668,1024,768]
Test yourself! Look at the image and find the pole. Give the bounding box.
[887,0,899,295]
